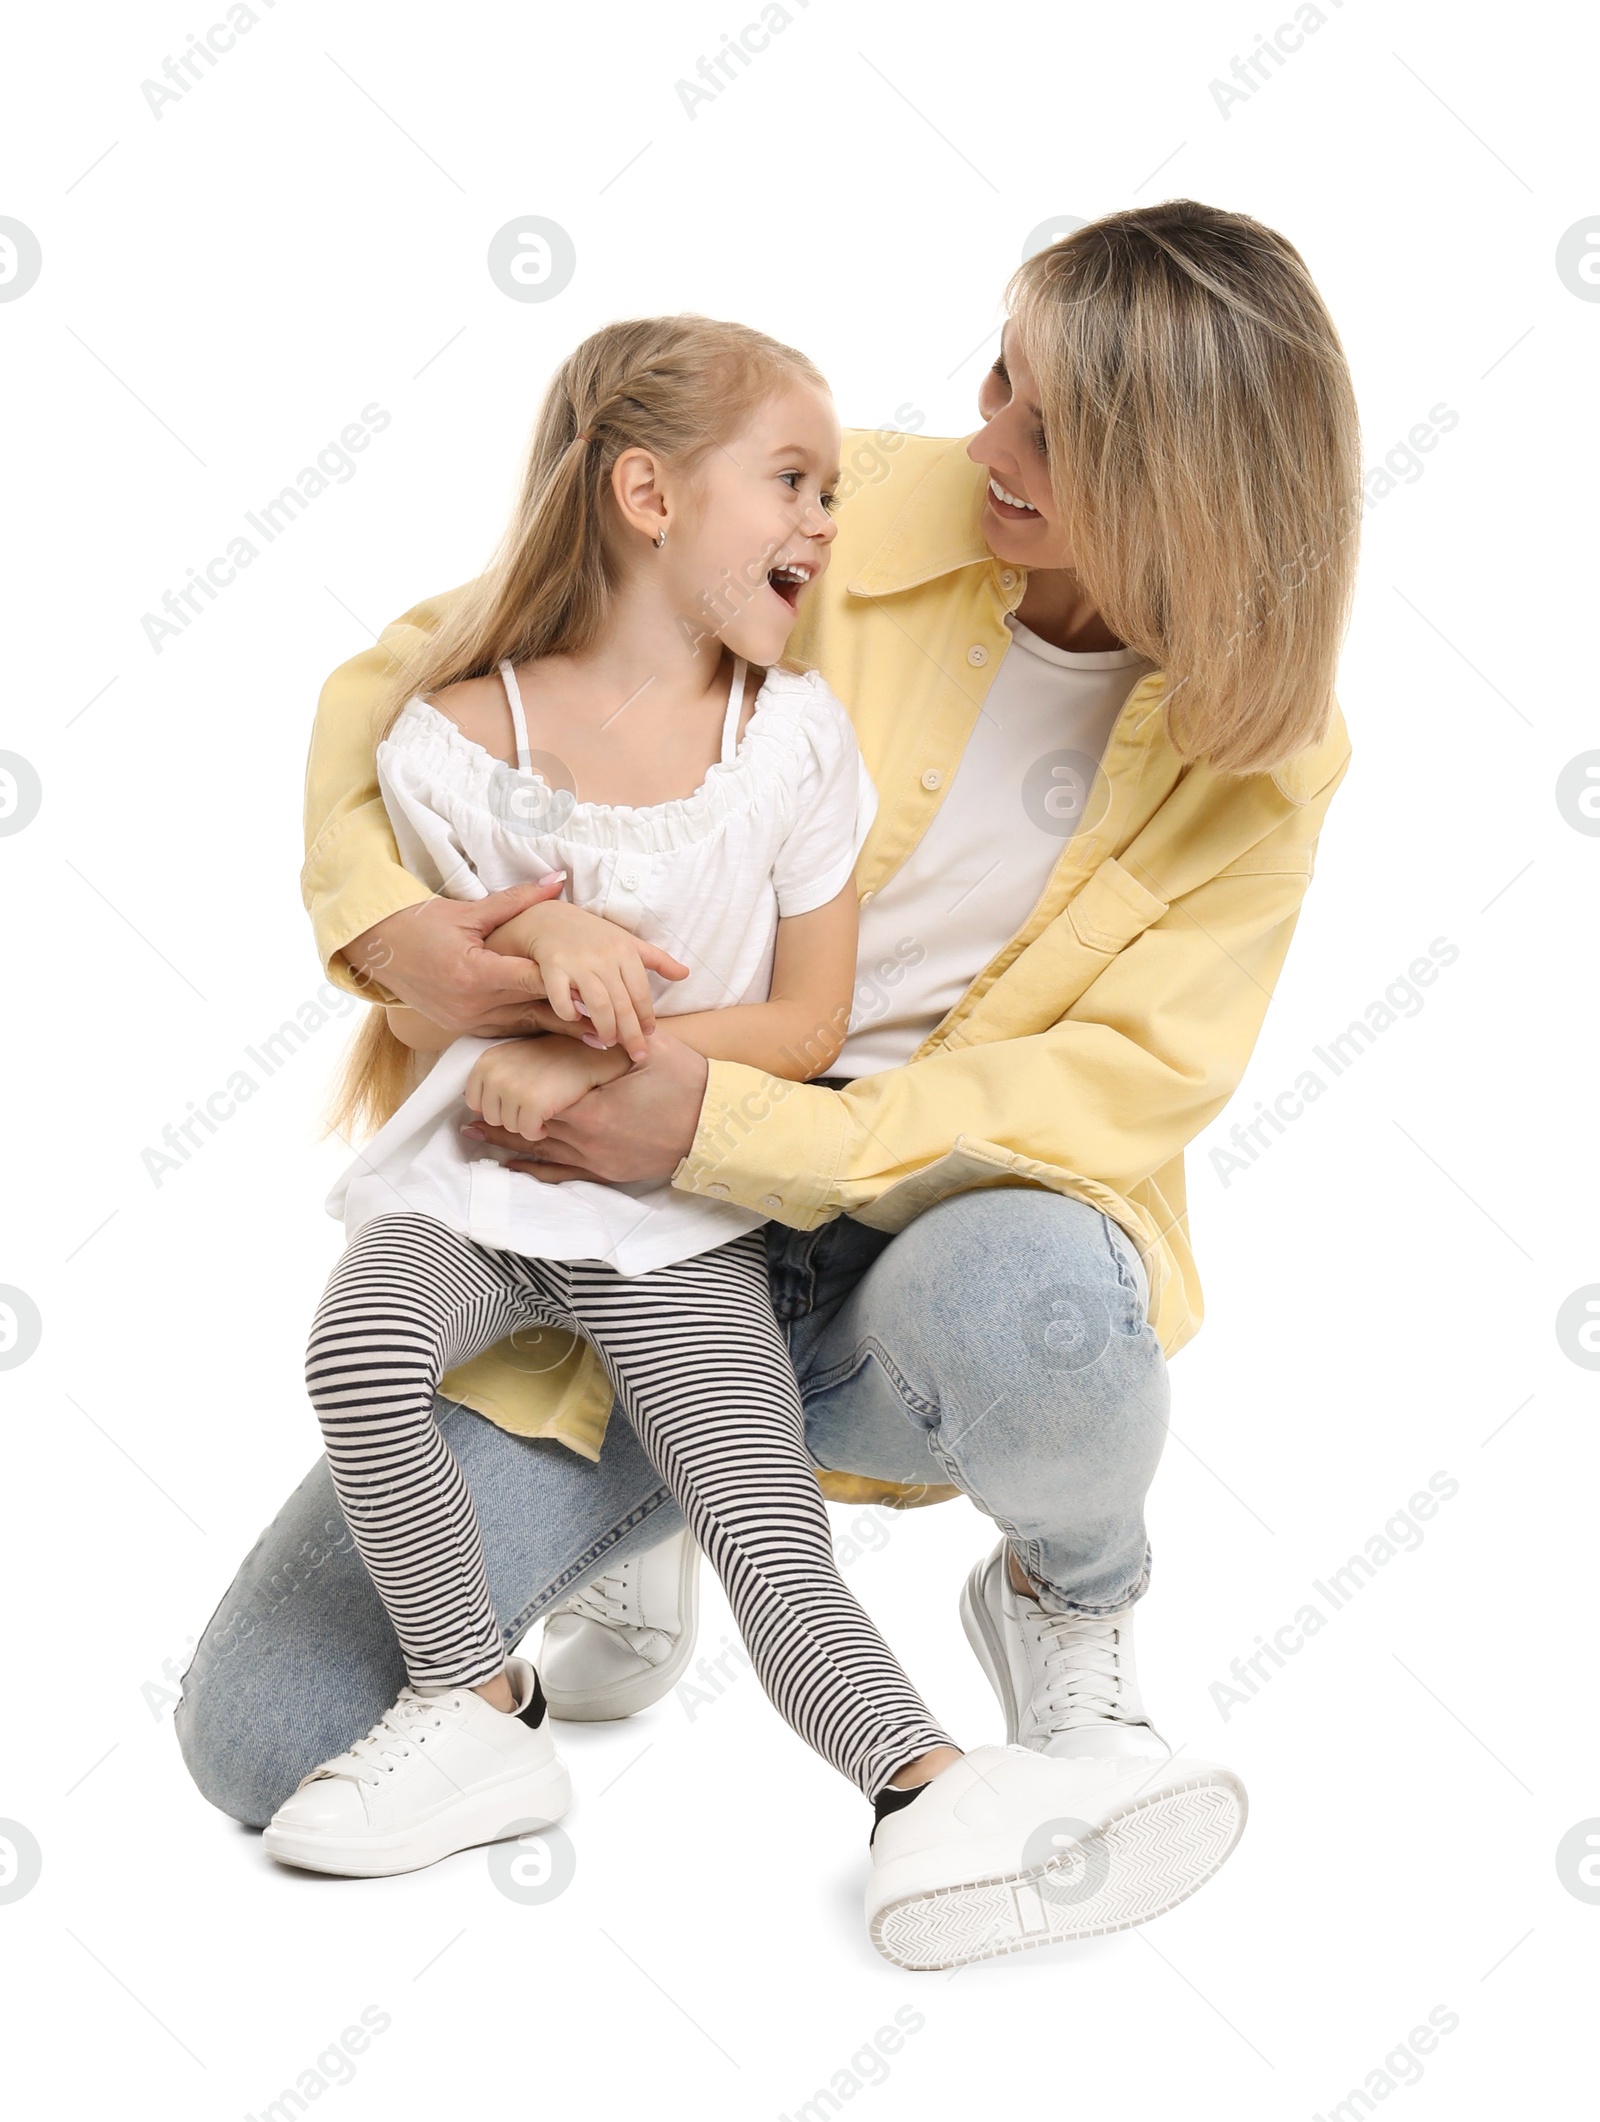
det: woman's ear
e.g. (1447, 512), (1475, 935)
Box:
(610, 447), (669, 546)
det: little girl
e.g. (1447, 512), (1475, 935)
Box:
(262, 316), (959, 1877)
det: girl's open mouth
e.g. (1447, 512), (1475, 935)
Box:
(767, 561), (814, 610)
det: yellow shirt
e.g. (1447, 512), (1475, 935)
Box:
(303, 432), (1351, 1506)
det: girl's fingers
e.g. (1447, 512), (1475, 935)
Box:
(575, 970), (618, 1048)
(620, 957), (658, 1039)
(610, 988), (647, 1065)
(638, 944), (690, 982)
(512, 1100), (546, 1143)
(544, 973), (578, 1023)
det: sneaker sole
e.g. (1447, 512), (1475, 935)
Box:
(543, 1535), (701, 1722)
(869, 1769), (1248, 1971)
(262, 1756), (571, 1880)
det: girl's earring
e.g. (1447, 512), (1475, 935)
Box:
(655, 527), (667, 549)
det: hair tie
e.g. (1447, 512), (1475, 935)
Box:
(574, 430), (591, 445)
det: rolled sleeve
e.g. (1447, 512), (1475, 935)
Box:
(672, 1062), (850, 1228)
(302, 805), (434, 997)
(302, 591), (471, 995)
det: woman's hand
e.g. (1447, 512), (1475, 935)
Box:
(464, 1037), (632, 1144)
(343, 876), (568, 1037)
(461, 1027), (709, 1182)
(485, 900), (689, 1065)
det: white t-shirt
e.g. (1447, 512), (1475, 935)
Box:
(833, 616), (1152, 1078)
(326, 657), (878, 1275)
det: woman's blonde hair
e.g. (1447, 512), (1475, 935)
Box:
(1007, 199), (1362, 773)
(330, 313), (828, 1139)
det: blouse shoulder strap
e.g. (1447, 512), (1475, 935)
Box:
(719, 657), (748, 764)
(498, 659), (533, 772)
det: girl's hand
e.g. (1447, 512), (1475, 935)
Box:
(462, 1028), (710, 1182)
(484, 900), (689, 1064)
(464, 1037), (631, 1144)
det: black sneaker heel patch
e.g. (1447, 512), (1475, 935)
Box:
(870, 1779), (929, 1846)
(517, 1670), (549, 1731)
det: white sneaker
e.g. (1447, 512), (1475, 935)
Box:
(866, 1744), (1247, 1970)
(960, 1540), (1168, 1761)
(539, 1529), (700, 1721)
(262, 1658), (570, 1878)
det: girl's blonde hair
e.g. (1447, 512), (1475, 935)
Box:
(330, 313), (827, 1140)
(1007, 199), (1362, 773)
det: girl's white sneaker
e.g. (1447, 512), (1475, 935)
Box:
(866, 1744), (1247, 1970)
(262, 1659), (570, 1879)
(539, 1530), (700, 1720)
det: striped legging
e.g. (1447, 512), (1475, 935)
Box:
(305, 1213), (954, 1796)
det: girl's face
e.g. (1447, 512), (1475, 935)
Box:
(668, 379), (841, 666)
(968, 324), (1074, 572)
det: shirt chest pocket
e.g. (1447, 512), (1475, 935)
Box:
(1065, 854), (1171, 955)
(942, 854), (1172, 1049)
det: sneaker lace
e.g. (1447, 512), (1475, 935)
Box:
(313, 1689), (450, 1788)
(1031, 1612), (1134, 1732)
(555, 1562), (674, 1663)
(562, 1570), (633, 1627)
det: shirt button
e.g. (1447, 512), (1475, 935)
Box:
(617, 866), (641, 891)
(859, 888), (875, 903)
(759, 1193), (782, 1211)
(921, 768), (943, 791)
(705, 1182), (730, 1199)
(999, 570), (1017, 590)
(967, 644), (989, 666)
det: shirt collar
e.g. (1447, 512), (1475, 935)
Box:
(845, 436), (998, 597)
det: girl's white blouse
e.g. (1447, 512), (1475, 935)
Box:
(325, 661), (877, 1276)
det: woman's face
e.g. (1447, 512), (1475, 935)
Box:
(968, 324), (1073, 572)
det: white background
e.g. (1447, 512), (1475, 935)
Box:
(2, 0), (1595, 2114)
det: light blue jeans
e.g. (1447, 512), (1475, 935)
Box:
(177, 1189), (1169, 1825)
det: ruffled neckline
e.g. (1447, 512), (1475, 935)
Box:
(381, 663), (827, 854)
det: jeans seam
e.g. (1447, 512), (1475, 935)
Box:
(500, 1487), (680, 1643)
(800, 1336), (939, 1421)
(768, 1221), (827, 1325)
(1097, 1211), (1149, 1326)
(926, 1425), (1015, 1541)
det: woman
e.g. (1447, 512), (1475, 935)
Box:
(178, 198), (1359, 1968)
